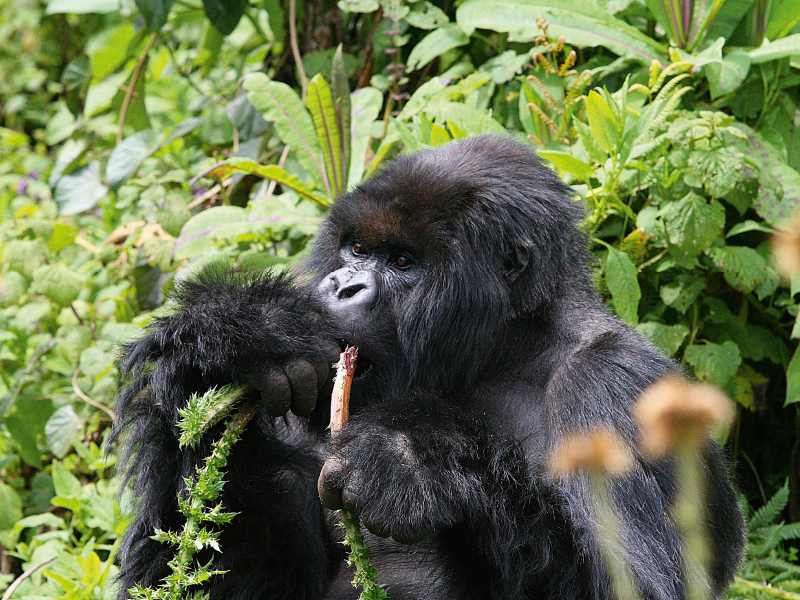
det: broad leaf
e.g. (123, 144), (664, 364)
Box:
(662, 193), (725, 256)
(605, 247), (641, 324)
(55, 161), (109, 216)
(106, 129), (159, 189)
(538, 151), (594, 181)
(244, 73), (326, 193)
(748, 33), (800, 64)
(209, 158), (329, 206)
(134, 0), (176, 31)
(406, 1), (449, 29)
(706, 246), (770, 293)
(331, 46), (352, 192)
(407, 23), (470, 72)
(45, 405), (82, 459)
(306, 74), (345, 197)
(47, 0), (120, 13)
(684, 341), (742, 387)
(349, 87), (383, 188)
(457, 0), (666, 63)
(636, 322), (689, 356)
(203, 0), (248, 35)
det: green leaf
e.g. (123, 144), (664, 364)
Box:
(422, 102), (506, 135)
(480, 50), (531, 84)
(406, 1), (449, 29)
(47, 0), (120, 13)
(537, 151), (594, 181)
(106, 129), (160, 189)
(112, 57), (151, 133)
(684, 341), (742, 387)
(662, 193), (725, 256)
(47, 224), (78, 253)
(585, 90), (620, 155)
(338, 0), (378, 11)
(134, 0), (176, 31)
(348, 87), (383, 188)
(786, 346), (800, 405)
(457, 0), (666, 63)
(243, 73), (326, 193)
(52, 461), (83, 499)
(31, 265), (83, 307)
(748, 33), (800, 64)
(54, 160), (108, 215)
(306, 74), (345, 197)
(706, 246), (770, 293)
(767, 0), (800, 40)
(203, 0), (248, 35)
(209, 158), (328, 206)
(4, 413), (43, 468)
(331, 46), (352, 191)
(0, 481), (22, 530)
(750, 483), (789, 529)
(635, 322), (689, 356)
(705, 50), (751, 100)
(45, 405), (82, 459)
(407, 23), (470, 72)
(605, 247), (640, 324)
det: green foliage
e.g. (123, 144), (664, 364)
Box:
(131, 385), (255, 600)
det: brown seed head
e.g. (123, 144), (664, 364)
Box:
(772, 212), (800, 281)
(548, 427), (634, 478)
(634, 375), (735, 458)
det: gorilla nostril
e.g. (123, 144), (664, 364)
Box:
(337, 284), (366, 300)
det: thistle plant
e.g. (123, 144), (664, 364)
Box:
(129, 384), (259, 600)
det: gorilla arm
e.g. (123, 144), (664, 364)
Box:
(112, 269), (342, 599)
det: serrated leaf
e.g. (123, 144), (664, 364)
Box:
(635, 322), (689, 356)
(45, 405), (82, 458)
(243, 73), (326, 193)
(706, 246), (769, 293)
(605, 247), (640, 324)
(684, 341), (741, 387)
(407, 23), (470, 72)
(306, 74), (345, 197)
(662, 193), (725, 256)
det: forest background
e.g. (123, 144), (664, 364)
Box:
(0, 0), (800, 597)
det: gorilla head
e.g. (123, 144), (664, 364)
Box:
(311, 136), (592, 392)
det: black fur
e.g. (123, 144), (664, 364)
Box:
(113, 136), (744, 600)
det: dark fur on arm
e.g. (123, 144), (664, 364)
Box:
(111, 268), (342, 599)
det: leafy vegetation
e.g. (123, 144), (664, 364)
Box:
(1, 0), (800, 596)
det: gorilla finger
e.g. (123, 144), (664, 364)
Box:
(393, 531), (423, 545)
(341, 488), (360, 515)
(318, 458), (345, 510)
(361, 517), (391, 539)
(313, 360), (332, 391)
(285, 359), (318, 417)
(261, 367), (291, 416)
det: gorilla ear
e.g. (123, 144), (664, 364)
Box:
(503, 245), (530, 283)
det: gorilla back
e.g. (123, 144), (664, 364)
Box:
(114, 136), (744, 600)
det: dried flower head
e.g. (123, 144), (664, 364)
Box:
(634, 375), (735, 458)
(548, 427), (634, 478)
(772, 212), (800, 281)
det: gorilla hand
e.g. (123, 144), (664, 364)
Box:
(256, 354), (338, 417)
(318, 402), (487, 544)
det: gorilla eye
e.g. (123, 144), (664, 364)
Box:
(352, 242), (366, 256)
(394, 255), (413, 269)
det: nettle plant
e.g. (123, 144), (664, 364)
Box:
(592, 107), (798, 413)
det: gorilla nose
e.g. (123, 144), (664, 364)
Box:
(319, 268), (378, 313)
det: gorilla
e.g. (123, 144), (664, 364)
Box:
(113, 135), (744, 600)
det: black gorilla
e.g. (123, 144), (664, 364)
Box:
(113, 136), (744, 600)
